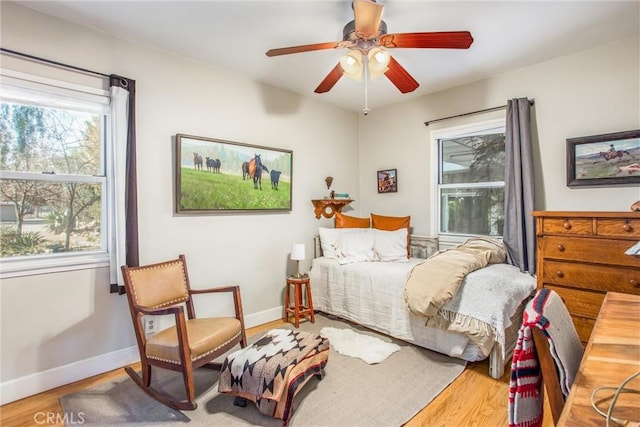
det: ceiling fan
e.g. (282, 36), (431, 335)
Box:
(265, 0), (473, 98)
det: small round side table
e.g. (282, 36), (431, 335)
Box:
(284, 275), (315, 328)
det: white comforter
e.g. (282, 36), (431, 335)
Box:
(309, 257), (535, 359)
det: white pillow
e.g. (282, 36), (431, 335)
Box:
(373, 228), (409, 262)
(336, 229), (375, 264)
(318, 227), (345, 259)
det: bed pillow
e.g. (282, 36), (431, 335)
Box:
(371, 213), (411, 257)
(373, 228), (409, 262)
(336, 229), (375, 264)
(335, 212), (371, 228)
(318, 227), (346, 259)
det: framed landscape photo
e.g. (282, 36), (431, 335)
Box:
(566, 129), (640, 187)
(175, 134), (292, 214)
(377, 168), (397, 193)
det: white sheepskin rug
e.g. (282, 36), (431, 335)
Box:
(320, 327), (401, 364)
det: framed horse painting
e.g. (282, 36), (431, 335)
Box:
(175, 134), (293, 214)
(566, 129), (640, 187)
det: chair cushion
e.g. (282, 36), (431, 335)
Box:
(146, 317), (242, 364)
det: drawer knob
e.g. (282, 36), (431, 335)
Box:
(623, 223), (632, 232)
(563, 221), (572, 230)
(631, 279), (639, 288)
(556, 270), (564, 278)
(557, 244), (565, 252)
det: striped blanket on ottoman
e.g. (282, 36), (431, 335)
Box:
(507, 289), (583, 427)
(218, 329), (329, 424)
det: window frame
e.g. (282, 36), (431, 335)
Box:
(430, 118), (506, 248)
(0, 69), (112, 278)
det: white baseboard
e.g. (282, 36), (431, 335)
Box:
(0, 306), (284, 405)
(0, 346), (139, 405)
(244, 305), (283, 328)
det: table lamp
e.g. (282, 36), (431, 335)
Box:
(291, 243), (306, 278)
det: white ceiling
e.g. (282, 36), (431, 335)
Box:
(15, 1), (640, 113)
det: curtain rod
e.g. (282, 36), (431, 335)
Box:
(424, 99), (535, 126)
(1, 47), (111, 79)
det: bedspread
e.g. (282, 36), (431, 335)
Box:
(309, 257), (479, 360)
(404, 237), (507, 318)
(426, 263), (536, 356)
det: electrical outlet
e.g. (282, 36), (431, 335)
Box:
(144, 316), (157, 334)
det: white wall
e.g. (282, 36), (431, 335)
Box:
(359, 36), (640, 235)
(0, 2), (358, 403)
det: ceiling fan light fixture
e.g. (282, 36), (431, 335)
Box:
(340, 50), (363, 81)
(368, 47), (390, 80)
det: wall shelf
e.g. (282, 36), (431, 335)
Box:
(311, 199), (353, 219)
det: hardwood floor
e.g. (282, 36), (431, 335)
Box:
(0, 319), (553, 427)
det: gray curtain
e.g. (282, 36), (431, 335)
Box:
(504, 98), (535, 273)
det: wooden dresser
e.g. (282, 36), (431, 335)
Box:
(533, 211), (640, 343)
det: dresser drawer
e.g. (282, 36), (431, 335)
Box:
(544, 285), (605, 319)
(596, 218), (640, 238)
(541, 217), (592, 235)
(540, 236), (640, 268)
(541, 260), (640, 294)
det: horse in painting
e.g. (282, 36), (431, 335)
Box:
(242, 161), (251, 180)
(206, 157), (221, 173)
(193, 153), (203, 170)
(270, 170), (281, 190)
(599, 150), (633, 161)
(250, 154), (269, 190)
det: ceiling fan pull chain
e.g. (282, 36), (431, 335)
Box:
(363, 53), (370, 116)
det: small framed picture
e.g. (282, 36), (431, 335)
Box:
(566, 129), (640, 187)
(377, 169), (397, 193)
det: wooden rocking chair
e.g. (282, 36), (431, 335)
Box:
(121, 254), (247, 410)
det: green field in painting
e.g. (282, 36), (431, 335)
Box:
(179, 168), (290, 211)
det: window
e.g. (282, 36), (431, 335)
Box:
(0, 70), (111, 276)
(433, 119), (505, 246)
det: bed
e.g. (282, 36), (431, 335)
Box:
(309, 227), (536, 379)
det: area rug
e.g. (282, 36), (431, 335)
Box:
(320, 326), (401, 364)
(61, 314), (466, 426)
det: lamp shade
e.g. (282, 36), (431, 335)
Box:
(368, 47), (390, 80)
(291, 243), (306, 261)
(340, 50), (363, 81)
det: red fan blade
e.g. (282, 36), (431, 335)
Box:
(314, 63), (344, 93)
(384, 56), (419, 93)
(379, 31), (474, 49)
(266, 41), (341, 57)
(353, 0), (384, 39)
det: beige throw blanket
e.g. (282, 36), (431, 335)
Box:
(404, 237), (507, 318)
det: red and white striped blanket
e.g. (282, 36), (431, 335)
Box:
(507, 289), (583, 427)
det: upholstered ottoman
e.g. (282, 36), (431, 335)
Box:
(218, 328), (329, 424)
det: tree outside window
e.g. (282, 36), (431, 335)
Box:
(437, 126), (506, 238)
(0, 101), (105, 257)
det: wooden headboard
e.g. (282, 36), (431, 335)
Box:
(313, 234), (439, 259)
